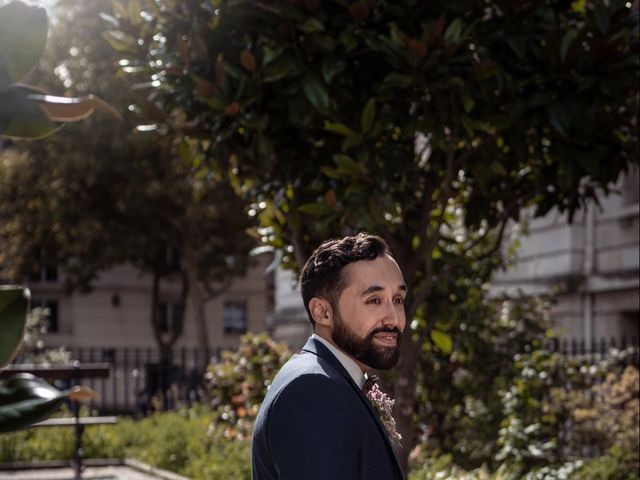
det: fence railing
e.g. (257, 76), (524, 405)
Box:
(35, 336), (638, 415)
(549, 336), (639, 364)
(66, 346), (221, 415)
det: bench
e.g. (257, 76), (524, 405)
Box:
(0, 362), (117, 480)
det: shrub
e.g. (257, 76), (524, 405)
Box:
(408, 451), (584, 480)
(205, 331), (292, 441)
(571, 446), (639, 480)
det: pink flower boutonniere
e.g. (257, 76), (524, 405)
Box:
(363, 376), (402, 448)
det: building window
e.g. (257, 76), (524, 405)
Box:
(29, 266), (58, 283)
(31, 299), (59, 333)
(223, 301), (247, 334)
(157, 302), (184, 335)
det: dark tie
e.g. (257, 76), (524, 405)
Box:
(363, 374), (379, 394)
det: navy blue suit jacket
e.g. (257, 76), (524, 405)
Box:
(252, 337), (405, 479)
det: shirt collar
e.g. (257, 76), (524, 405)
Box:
(312, 333), (366, 390)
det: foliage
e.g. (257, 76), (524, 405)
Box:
(0, 0), (257, 356)
(0, 406), (252, 480)
(0, 1), (118, 139)
(0, 286), (29, 368)
(571, 445), (640, 480)
(495, 348), (639, 476)
(408, 452), (584, 480)
(415, 289), (554, 470)
(206, 331), (292, 440)
(570, 365), (639, 456)
(412, 286), (639, 476)
(109, 0), (639, 466)
(12, 307), (72, 365)
(0, 286), (73, 433)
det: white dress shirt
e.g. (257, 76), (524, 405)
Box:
(312, 333), (366, 390)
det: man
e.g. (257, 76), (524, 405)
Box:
(252, 233), (407, 479)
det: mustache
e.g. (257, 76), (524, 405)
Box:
(367, 326), (402, 339)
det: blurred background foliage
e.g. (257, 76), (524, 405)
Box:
(101, 0), (639, 466)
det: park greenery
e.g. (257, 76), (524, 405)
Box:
(0, 333), (638, 478)
(0, 0), (639, 476)
(105, 0), (639, 467)
(0, 0), (257, 360)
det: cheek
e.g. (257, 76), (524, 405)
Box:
(398, 309), (407, 331)
(347, 306), (373, 334)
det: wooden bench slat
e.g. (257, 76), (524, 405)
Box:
(0, 363), (111, 380)
(34, 416), (118, 427)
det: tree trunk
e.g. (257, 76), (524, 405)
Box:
(183, 238), (210, 369)
(394, 322), (421, 472)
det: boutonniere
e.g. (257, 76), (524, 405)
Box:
(363, 375), (402, 447)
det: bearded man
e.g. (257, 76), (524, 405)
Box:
(252, 233), (406, 479)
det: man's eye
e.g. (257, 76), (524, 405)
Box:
(394, 297), (405, 305)
(367, 298), (381, 304)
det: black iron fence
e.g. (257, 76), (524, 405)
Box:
(67, 346), (221, 415)
(550, 336), (639, 363)
(62, 337), (638, 415)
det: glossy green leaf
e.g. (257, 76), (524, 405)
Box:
(0, 2), (47, 88)
(334, 154), (367, 176)
(321, 59), (346, 84)
(298, 18), (324, 33)
(319, 165), (343, 180)
(127, 0), (142, 25)
(461, 92), (475, 113)
(0, 286), (29, 369)
(35, 93), (122, 122)
(112, 0), (129, 20)
(101, 30), (137, 52)
(298, 202), (333, 216)
(0, 374), (66, 432)
(302, 73), (330, 113)
(0, 85), (59, 139)
(490, 162), (508, 177)
(324, 121), (356, 137)
(443, 18), (463, 45)
(262, 55), (300, 83)
(560, 30), (578, 62)
(383, 72), (414, 89)
(507, 35), (526, 59)
(430, 330), (453, 354)
(0, 85), (119, 139)
(361, 98), (376, 133)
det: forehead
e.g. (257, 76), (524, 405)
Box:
(340, 254), (405, 292)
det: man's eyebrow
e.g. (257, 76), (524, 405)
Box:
(361, 284), (407, 296)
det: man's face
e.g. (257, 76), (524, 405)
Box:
(329, 254), (407, 370)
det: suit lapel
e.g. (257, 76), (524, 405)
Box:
(301, 337), (405, 479)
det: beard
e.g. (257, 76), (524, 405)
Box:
(331, 310), (402, 370)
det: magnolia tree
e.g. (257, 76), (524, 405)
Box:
(109, 0), (638, 467)
(1, 0), (257, 362)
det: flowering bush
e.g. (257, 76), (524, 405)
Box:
(496, 347), (639, 476)
(205, 332), (292, 440)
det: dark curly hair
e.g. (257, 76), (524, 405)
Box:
(299, 233), (392, 328)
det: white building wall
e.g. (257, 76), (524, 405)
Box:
(492, 166), (639, 342)
(32, 255), (274, 351)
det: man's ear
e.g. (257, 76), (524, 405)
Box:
(308, 297), (332, 326)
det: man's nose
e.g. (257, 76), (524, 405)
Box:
(382, 300), (403, 327)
